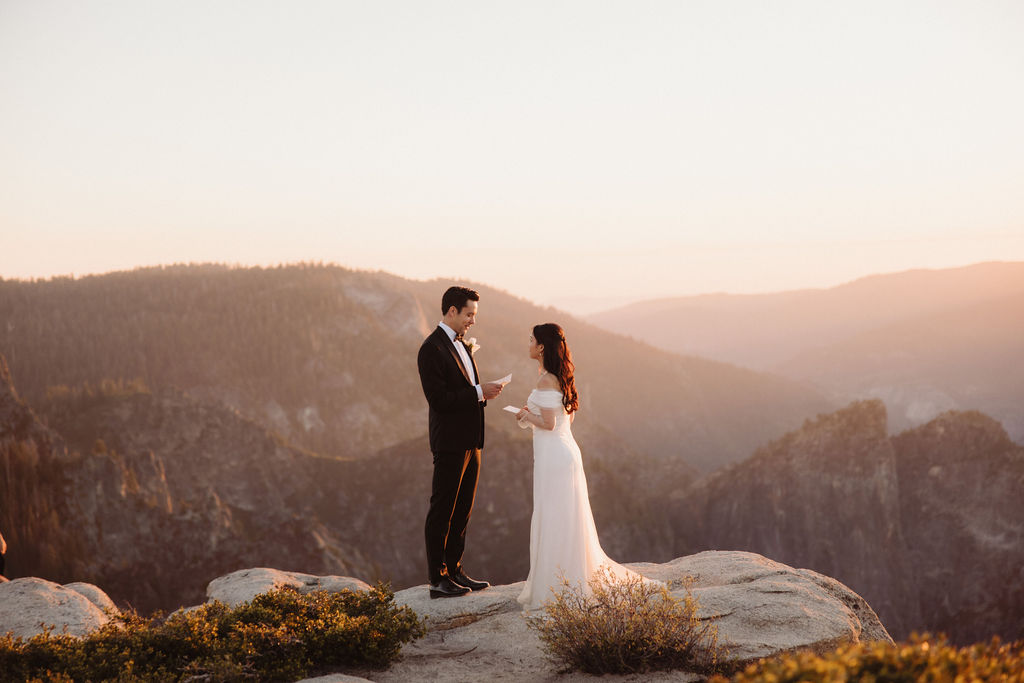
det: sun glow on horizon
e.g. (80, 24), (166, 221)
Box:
(2, 1), (1023, 314)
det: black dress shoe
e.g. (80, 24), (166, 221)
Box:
(429, 577), (470, 599)
(449, 571), (490, 591)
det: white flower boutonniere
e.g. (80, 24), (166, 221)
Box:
(466, 337), (481, 355)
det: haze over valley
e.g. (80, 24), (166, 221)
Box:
(589, 261), (1024, 441)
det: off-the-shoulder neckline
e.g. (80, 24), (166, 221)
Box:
(531, 388), (563, 393)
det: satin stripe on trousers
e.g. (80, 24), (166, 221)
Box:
(424, 448), (480, 584)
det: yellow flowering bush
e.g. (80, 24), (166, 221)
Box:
(0, 584), (425, 682)
(710, 632), (1024, 683)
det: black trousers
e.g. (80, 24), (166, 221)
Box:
(424, 448), (480, 584)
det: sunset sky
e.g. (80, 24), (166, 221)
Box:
(2, 1), (1022, 313)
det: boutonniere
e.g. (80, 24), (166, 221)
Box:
(465, 337), (481, 355)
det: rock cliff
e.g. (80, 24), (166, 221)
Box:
(2, 357), (677, 612)
(672, 400), (1024, 643)
(892, 410), (1024, 642)
(1, 365), (376, 612)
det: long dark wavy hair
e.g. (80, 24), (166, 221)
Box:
(533, 323), (580, 414)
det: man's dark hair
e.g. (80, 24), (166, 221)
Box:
(441, 286), (480, 316)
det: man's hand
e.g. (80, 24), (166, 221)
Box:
(482, 382), (504, 400)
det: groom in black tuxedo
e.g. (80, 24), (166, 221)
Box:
(418, 286), (503, 598)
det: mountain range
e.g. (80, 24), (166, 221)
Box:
(588, 261), (1024, 440)
(1, 262), (1021, 644)
(4, 350), (1020, 643)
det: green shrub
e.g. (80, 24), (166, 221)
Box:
(0, 584), (425, 682)
(525, 566), (728, 675)
(710, 632), (1024, 683)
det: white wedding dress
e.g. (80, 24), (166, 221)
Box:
(517, 388), (655, 611)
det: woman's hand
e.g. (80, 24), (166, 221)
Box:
(515, 406), (529, 421)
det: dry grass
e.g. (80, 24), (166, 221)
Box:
(525, 566), (728, 675)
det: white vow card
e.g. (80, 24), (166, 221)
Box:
(502, 406), (522, 414)
(491, 373), (512, 386)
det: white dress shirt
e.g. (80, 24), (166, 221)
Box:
(439, 321), (484, 402)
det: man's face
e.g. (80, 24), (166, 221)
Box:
(448, 300), (478, 336)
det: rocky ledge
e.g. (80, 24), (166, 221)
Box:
(0, 551), (892, 682)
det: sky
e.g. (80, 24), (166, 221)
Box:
(2, 1), (1023, 314)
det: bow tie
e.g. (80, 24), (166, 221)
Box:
(454, 333), (465, 342)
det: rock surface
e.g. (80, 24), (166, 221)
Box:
(1, 552), (890, 681)
(657, 552), (892, 660)
(336, 550), (891, 682)
(206, 567), (371, 607)
(0, 578), (118, 639)
(64, 581), (119, 614)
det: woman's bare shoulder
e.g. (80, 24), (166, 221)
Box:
(536, 373), (560, 389)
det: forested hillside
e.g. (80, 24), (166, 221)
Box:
(0, 263), (831, 473)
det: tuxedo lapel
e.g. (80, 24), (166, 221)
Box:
(433, 326), (472, 385)
(468, 347), (481, 386)
(449, 343), (472, 385)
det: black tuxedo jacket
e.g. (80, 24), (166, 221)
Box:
(418, 326), (486, 453)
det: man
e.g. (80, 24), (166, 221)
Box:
(417, 286), (503, 598)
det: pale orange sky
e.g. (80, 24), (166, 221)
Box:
(2, 1), (1023, 313)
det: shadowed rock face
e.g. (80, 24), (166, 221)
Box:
(0, 365), (378, 613)
(891, 411), (1024, 643)
(671, 400), (1024, 643)
(673, 401), (920, 636)
(0, 353), (83, 583)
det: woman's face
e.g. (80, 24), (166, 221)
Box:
(528, 333), (543, 361)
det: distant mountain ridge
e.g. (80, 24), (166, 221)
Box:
(588, 261), (1024, 440)
(778, 291), (1024, 436)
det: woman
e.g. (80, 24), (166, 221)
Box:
(514, 323), (656, 611)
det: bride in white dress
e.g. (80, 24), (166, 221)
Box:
(514, 323), (656, 611)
